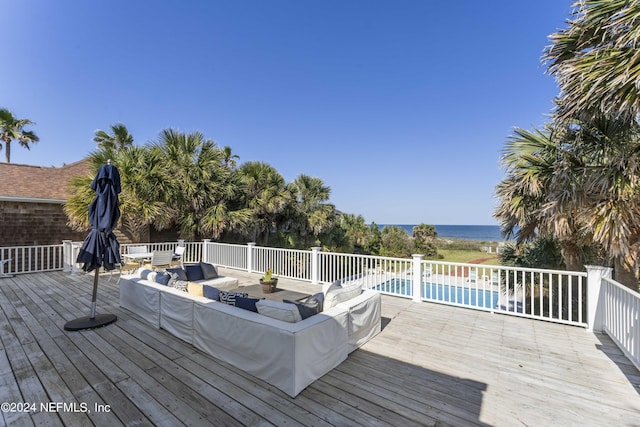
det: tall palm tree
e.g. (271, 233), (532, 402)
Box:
(544, 0), (640, 121)
(237, 161), (289, 244)
(93, 123), (134, 152)
(222, 146), (240, 169)
(0, 108), (39, 163)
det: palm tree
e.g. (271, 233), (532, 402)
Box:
(496, 116), (640, 290)
(222, 146), (240, 169)
(337, 213), (370, 252)
(287, 174), (336, 248)
(93, 123), (134, 152)
(152, 129), (249, 240)
(0, 108), (39, 163)
(575, 116), (640, 289)
(495, 124), (588, 272)
(65, 147), (169, 243)
(412, 223), (438, 257)
(544, 1), (640, 121)
(237, 161), (289, 244)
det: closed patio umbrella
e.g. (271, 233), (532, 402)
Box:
(64, 160), (121, 331)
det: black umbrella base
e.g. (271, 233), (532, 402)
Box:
(64, 313), (117, 331)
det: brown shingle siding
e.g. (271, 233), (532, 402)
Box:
(0, 201), (86, 245)
(0, 159), (91, 245)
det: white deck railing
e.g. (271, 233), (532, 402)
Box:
(0, 244), (65, 274)
(601, 277), (640, 371)
(200, 243), (589, 327)
(119, 241), (202, 265)
(63, 240), (202, 274)
(203, 241), (248, 270)
(315, 252), (588, 326)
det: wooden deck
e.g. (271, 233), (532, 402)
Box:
(0, 269), (639, 427)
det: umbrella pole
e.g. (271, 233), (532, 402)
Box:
(63, 266), (117, 331)
(90, 268), (99, 319)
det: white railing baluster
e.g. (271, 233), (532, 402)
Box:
(601, 276), (640, 371)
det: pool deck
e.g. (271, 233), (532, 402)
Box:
(0, 269), (639, 426)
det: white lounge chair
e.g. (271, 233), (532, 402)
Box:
(150, 250), (173, 270)
(467, 268), (478, 284)
(171, 246), (186, 268)
(128, 245), (149, 254)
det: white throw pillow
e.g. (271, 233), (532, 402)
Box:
(136, 268), (153, 279)
(323, 280), (341, 295)
(325, 281), (363, 308)
(256, 299), (303, 323)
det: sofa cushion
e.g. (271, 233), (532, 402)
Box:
(185, 264), (204, 281)
(137, 268), (154, 280)
(307, 292), (325, 312)
(166, 267), (188, 281)
(170, 279), (188, 292)
(203, 285), (220, 301)
(323, 280), (341, 295)
(325, 281), (362, 309)
(235, 296), (261, 312)
(169, 272), (181, 287)
(155, 272), (171, 286)
(219, 290), (249, 306)
(284, 295), (322, 320)
(187, 281), (204, 297)
(256, 300), (303, 323)
(199, 262), (218, 279)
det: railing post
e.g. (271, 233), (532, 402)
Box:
(202, 239), (210, 263)
(585, 265), (612, 333)
(69, 242), (80, 275)
(311, 247), (321, 284)
(62, 240), (72, 273)
(412, 254), (424, 303)
(247, 242), (255, 273)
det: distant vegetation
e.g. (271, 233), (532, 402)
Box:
(64, 126), (447, 260)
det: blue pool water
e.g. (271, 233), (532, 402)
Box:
(376, 279), (499, 308)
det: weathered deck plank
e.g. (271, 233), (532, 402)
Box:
(0, 270), (638, 426)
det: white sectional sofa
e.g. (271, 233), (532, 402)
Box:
(118, 268), (381, 397)
(118, 269), (238, 328)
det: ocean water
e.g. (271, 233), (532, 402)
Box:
(379, 224), (504, 241)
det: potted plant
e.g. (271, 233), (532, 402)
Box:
(259, 268), (278, 293)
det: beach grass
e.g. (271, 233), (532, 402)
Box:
(425, 237), (502, 265)
(431, 249), (500, 265)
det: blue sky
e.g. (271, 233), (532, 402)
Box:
(2, 1), (571, 225)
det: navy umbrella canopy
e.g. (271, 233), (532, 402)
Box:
(76, 162), (122, 272)
(65, 161), (121, 331)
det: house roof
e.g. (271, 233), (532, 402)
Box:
(0, 159), (92, 202)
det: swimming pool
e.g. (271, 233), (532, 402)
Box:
(375, 278), (499, 309)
